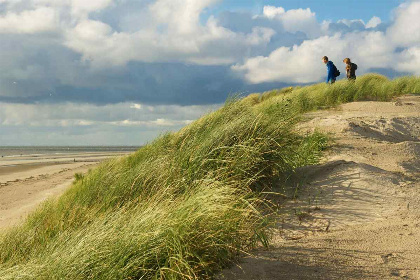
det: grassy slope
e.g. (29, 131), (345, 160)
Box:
(0, 74), (419, 279)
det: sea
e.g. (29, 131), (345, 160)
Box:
(0, 146), (141, 158)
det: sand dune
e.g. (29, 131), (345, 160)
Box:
(2, 96), (419, 279)
(219, 95), (420, 280)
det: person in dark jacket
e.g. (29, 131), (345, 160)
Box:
(322, 56), (337, 84)
(343, 58), (357, 80)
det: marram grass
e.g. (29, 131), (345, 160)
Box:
(0, 74), (418, 279)
(260, 73), (420, 111)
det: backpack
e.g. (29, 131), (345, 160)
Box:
(333, 64), (340, 78)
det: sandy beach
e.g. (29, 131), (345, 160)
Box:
(0, 151), (134, 229)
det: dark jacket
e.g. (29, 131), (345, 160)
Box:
(326, 61), (337, 83)
(346, 63), (358, 79)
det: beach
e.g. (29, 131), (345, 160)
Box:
(0, 148), (136, 229)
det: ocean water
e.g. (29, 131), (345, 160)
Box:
(0, 146), (141, 157)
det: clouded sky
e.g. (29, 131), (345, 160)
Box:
(0, 0), (418, 145)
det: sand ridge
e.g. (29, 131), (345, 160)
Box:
(220, 95), (420, 280)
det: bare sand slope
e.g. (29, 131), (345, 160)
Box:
(0, 152), (130, 229)
(219, 95), (420, 280)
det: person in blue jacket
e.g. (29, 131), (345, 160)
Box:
(322, 56), (338, 84)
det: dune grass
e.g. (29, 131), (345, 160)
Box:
(260, 74), (420, 112)
(0, 74), (419, 279)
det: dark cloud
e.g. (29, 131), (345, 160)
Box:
(328, 21), (366, 33)
(0, 49), (290, 106)
(0, 6), (305, 107)
(367, 68), (411, 78)
(90, 0), (155, 32)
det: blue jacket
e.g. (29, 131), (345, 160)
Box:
(326, 61), (336, 83)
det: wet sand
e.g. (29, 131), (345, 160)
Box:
(0, 151), (133, 229)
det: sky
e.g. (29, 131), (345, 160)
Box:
(210, 0), (403, 22)
(0, 0), (419, 146)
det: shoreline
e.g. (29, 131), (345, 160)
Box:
(0, 151), (132, 230)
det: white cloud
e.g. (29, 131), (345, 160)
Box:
(64, 19), (120, 65)
(232, 34), (349, 84)
(233, 1), (420, 84)
(232, 31), (397, 84)
(0, 7), (58, 34)
(0, 100), (211, 145)
(262, 6), (285, 19)
(261, 6), (320, 38)
(0, 102), (220, 127)
(350, 31), (393, 69)
(387, 1), (420, 47)
(130, 104), (142, 110)
(64, 13), (276, 67)
(113, 118), (193, 127)
(149, 0), (221, 34)
(28, 0), (113, 18)
(395, 47), (420, 75)
(366, 16), (382, 28)
(279, 8), (320, 37)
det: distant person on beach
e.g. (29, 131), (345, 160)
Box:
(343, 58), (358, 80)
(322, 56), (340, 84)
